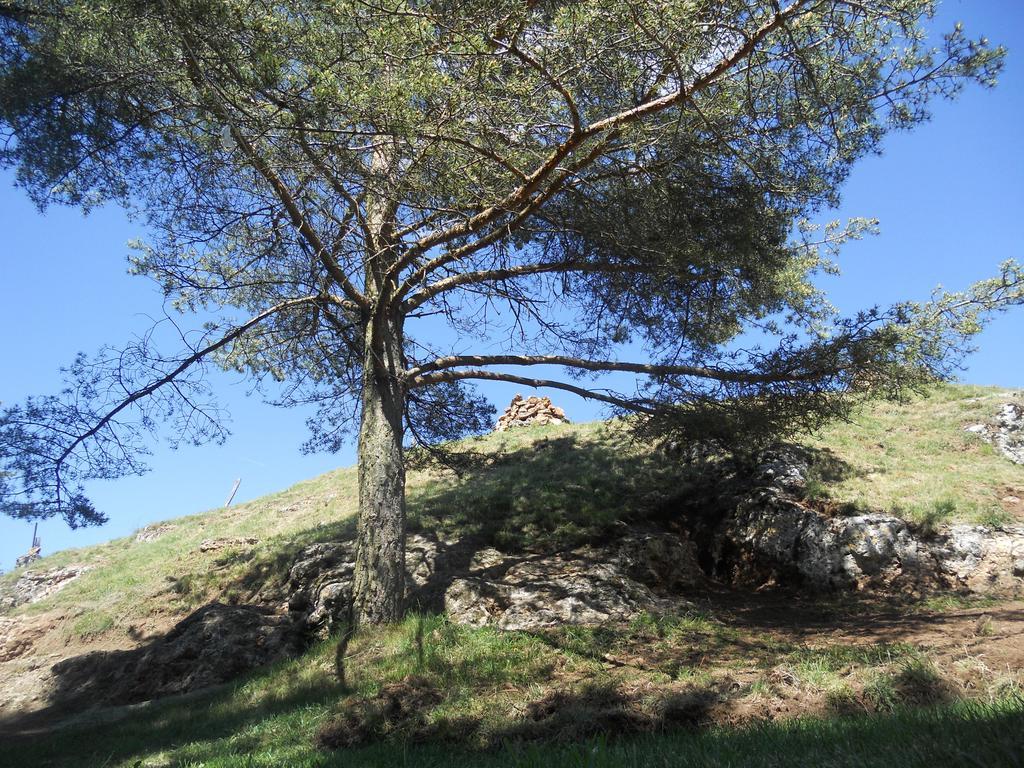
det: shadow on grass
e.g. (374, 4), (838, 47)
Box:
(0, 659), (346, 767)
(406, 431), (688, 553)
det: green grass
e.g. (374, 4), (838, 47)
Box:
(4, 630), (1021, 768)
(2, 385), (1024, 766)
(3, 384), (1022, 636)
(802, 384), (1024, 526)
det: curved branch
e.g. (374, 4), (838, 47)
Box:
(384, 0), (808, 288)
(409, 369), (657, 414)
(406, 354), (822, 384)
(402, 261), (647, 312)
(174, 28), (370, 312)
(53, 295), (322, 472)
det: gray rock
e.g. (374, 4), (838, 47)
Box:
(286, 531), (703, 634)
(0, 565), (90, 611)
(286, 534), (442, 637)
(720, 488), (1024, 594)
(964, 401), (1024, 464)
(445, 554), (671, 631)
(753, 448), (808, 493)
(444, 533), (701, 631)
(198, 536), (258, 552)
(135, 524), (175, 543)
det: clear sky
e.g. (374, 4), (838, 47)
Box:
(1, 0), (1022, 570)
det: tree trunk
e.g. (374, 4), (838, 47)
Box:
(352, 312), (406, 625)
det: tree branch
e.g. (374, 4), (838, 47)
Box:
(408, 369), (657, 414)
(52, 295), (322, 480)
(384, 0), (808, 288)
(402, 261), (647, 312)
(406, 354), (824, 385)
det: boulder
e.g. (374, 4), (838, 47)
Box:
(444, 533), (702, 631)
(446, 556), (669, 631)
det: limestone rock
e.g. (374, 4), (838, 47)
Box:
(198, 536), (258, 552)
(495, 394), (570, 431)
(719, 488), (1024, 594)
(286, 534), (442, 637)
(444, 533), (702, 631)
(135, 524), (175, 543)
(751, 448), (808, 493)
(964, 401), (1024, 464)
(14, 546), (41, 569)
(0, 565), (89, 611)
(285, 530), (703, 634)
(445, 556), (668, 631)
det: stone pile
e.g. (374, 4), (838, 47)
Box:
(495, 394), (569, 431)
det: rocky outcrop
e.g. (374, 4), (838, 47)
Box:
(495, 395), (569, 431)
(286, 535), (446, 637)
(199, 536), (259, 552)
(286, 531), (704, 634)
(445, 532), (702, 631)
(965, 401), (1024, 464)
(49, 603), (300, 708)
(135, 524), (175, 543)
(716, 452), (1024, 595)
(0, 565), (89, 611)
(14, 546), (41, 569)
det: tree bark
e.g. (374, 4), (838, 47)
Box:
(352, 311), (407, 625)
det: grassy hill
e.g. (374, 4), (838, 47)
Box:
(1, 383), (1023, 767)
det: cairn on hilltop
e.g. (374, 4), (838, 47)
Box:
(495, 394), (569, 432)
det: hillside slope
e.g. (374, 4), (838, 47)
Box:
(1, 384), (1023, 766)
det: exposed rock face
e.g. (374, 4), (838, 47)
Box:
(199, 536), (259, 552)
(717, 452), (1024, 595)
(287, 534), (444, 637)
(49, 603), (300, 708)
(495, 394), (569, 431)
(965, 401), (1024, 464)
(286, 531), (704, 634)
(135, 524), (175, 543)
(444, 532), (702, 631)
(14, 546), (41, 569)
(0, 565), (89, 611)
(0, 616), (49, 663)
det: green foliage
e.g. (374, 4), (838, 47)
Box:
(1, 0), (1020, 529)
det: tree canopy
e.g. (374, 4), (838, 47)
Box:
(1, 0), (1021, 622)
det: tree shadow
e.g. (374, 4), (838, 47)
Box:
(406, 430), (696, 553)
(0, 601), (305, 738)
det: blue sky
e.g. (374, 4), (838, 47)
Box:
(1, 0), (1022, 570)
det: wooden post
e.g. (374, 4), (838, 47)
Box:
(224, 478), (241, 507)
